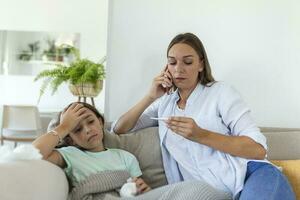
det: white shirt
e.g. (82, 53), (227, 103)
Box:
(113, 82), (268, 198)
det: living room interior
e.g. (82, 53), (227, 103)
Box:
(0, 0), (299, 199)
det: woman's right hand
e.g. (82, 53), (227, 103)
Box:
(147, 65), (173, 100)
(59, 103), (89, 134)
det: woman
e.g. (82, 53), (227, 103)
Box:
(33, 102), (151, 194)
(112, 33), (295, 199)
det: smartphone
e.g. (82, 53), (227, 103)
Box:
(162, 67), (174, 94)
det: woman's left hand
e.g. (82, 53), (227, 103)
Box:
(165, 116), (203, 142)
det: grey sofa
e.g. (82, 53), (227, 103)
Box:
(0, 126), (299, 200)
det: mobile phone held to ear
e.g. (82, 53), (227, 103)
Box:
(162, 68), (174, 93)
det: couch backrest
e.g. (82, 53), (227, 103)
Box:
(261, 127), (300, 160)
(104, 127), (168, 188)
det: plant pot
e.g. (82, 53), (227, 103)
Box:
(68, 80), (103, 97)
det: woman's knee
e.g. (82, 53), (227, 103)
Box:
(241, 163), (295, 200)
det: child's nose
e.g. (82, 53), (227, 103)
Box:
(84, 126), (90, 133)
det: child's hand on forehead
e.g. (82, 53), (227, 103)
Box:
(60, 103), (90, 134)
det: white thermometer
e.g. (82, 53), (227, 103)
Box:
(150, 117), (168, 121)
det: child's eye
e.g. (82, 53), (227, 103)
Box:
(74, 127), (82, 133)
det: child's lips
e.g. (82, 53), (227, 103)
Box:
(88, 134), (98, 142)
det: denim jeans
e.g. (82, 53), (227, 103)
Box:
(238, 161), (295, 200)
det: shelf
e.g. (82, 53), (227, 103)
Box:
(18, 60), (67, 65)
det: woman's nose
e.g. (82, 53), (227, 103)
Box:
(174, 62), (184, 72)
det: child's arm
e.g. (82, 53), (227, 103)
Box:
(133, 177), (151, 194)
(32, 103), (89, 167)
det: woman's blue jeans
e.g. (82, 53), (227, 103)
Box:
(238, 161), (295, 200)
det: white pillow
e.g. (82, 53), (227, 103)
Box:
(0, 160), (68, 200)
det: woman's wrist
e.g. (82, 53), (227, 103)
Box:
(195, 128), (210, 144)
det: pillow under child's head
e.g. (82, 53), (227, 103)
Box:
(103, 127), (167, 188)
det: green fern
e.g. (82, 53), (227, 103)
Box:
(34, 54), (105, 102)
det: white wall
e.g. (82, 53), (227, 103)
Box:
(106, 0), (300, 128)
(0, 0), (108, 113)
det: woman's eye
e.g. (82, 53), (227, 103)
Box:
(184, 61), (193, 65)
(88, 120), (94, 124)
(168, 62), (176, 65)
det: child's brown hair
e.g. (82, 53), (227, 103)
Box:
(52, 102), (105, 148)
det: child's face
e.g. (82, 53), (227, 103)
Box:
(68, 109), (104, 151)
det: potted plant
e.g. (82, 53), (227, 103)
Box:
(34, 45), (105, 103)
(18, 41), (40, 61)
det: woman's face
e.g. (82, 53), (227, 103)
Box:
(167, 43), (203, 91)
(68, 109), (104, 151)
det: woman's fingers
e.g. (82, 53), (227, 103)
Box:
(167, 120), (190, 128)
(167, 117), (191, 127)
(163, 76), (172, 87)
(155, 76), (172, 88)
(163, 71), (172, 80)
(155, 73), (172, 87)
(160, 64), (168, 74)
(168, 125), (187, 133)
(169, 116), (190, 122)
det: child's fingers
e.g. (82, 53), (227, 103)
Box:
(77, 107), (88, 116)
(137, 184), (148, 193)
(132, 177), (138, 182)
(78, 113), (90, 120)
(144, 186), (151, 192)
(73, 103), (84, 111)
(134, 178), (144, 186)
(69, 103), (78, 109)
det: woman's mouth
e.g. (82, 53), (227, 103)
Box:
(175, 77), (186, 81)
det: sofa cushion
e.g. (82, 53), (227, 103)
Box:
(271, 160), (300, 199)
(0, 160), (68, 200)
(262, 131), (300, 160)
(103, 127), (167, 188)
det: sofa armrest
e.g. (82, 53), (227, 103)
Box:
(0, 160), (68, 200)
